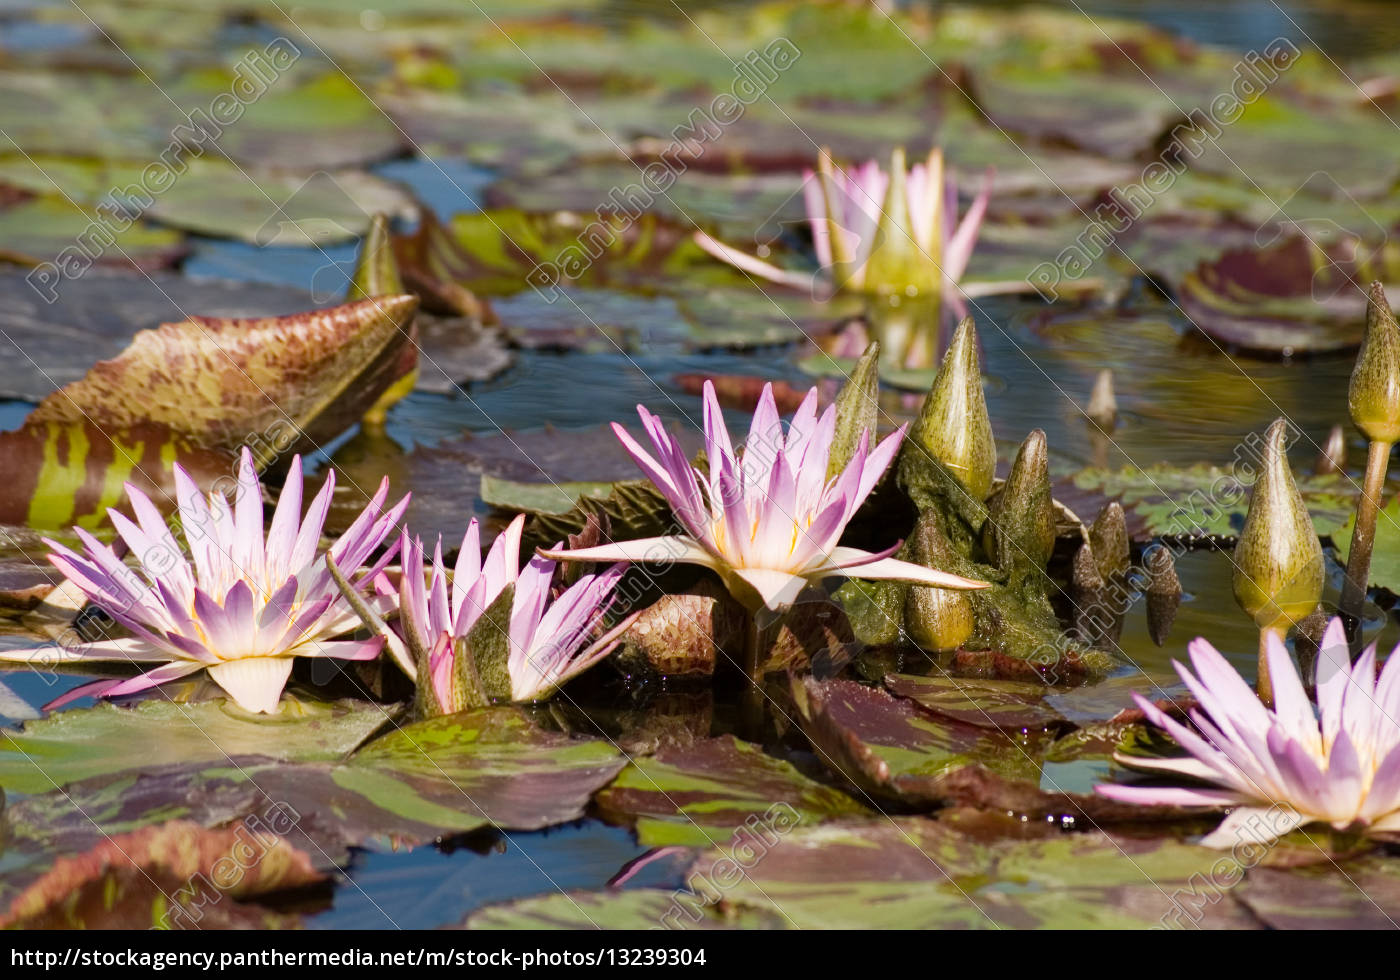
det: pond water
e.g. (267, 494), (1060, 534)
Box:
(1, 0), (1398, 930)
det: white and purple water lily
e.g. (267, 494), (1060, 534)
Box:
(540, 380), (988, 616)
(694, 146), (996, 315)
(396, 515), (630, 707)
(0, 449), (408, 714)
(1097, 618), (1400, 847)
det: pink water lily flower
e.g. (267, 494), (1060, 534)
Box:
(0, 449), (408, 714)
(540, 380), (988, 615)
(397, 515), (630, 707)
(1097, 618), (1400, 847)
(694, 147), (996, 316)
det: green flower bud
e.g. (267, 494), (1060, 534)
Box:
(904, 585), (974, 653)
(1349, 281), (1400, 444)
(1088, 502), (1129, 581)
(984, 428), (1055, 573)
(904, 510), (975, 652)
(1233, 419), (1324, 631)
(909, 317), (996, 500)
(829, 341), (881, 479)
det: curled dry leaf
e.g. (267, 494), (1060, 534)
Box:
(28, 295), (420, 456)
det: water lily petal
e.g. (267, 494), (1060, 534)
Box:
(1199, 805), (1306, 849)
(207, 657), (294, 714)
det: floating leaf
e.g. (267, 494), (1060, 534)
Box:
(1178, 237), (1399, 355)
(0, 196), (187, 272)
(677, 818), (1259, 929)
(28, 295), (419, 456)
(464, 888), (784, 930)
(594, 735), (869, 847)
(1058, 463), (1381, 541)
(0, 820), (323, 929)
(0, 420), (234, 532)
(1235, 857), (1400, 929)
(0, 698), (392, 795)
(1335, 496), (1400, 592)
(882, 673), (1070, 734)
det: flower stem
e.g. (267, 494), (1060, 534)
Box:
(1257, 624), (1286, 708)
(742, 614), (765, 683)
(1340, 439), (1392, 642)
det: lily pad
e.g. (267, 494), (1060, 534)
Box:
(0, 196), (187, 272)
(678, 818), (1260, 929)
(1335, 496), (1400, 592)
(1057, 463), (1381, 541)
(1236, 858), (1400, 929)
(794, 676), (1191, 823)
(882, 673), (1070, 734)
(0, 420), (234, 532)
(594, 735), (870, 847)
(4, 708), (627, 865)
(1177, 236), (1399, 355)
(464, 888), (784, 930)
(0, 820), (323, 929)
(0, 697), (392, 795)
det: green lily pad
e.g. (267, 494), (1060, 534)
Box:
(594, 735), (870, 847)
(464, 888), (785, 930)
(0, 698), (392, 795)
(479, 475), (616, 516)
(3, 708), (627, 871)
(1058, 463), (1381, 541)
(1335, 496), (1400, 592)
(0, 196), (186, 271)
(0, 155), (415, 246)
(679, 818), (1260, 929)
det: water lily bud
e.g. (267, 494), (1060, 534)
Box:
(861, 147), (940, 297)
(1086, 369), (1117, 430)
(904, 511), (975, 652)
(1233, 419), (1324, 631)
(1348, 281), (1400, 444)
(1071, 541), (1104, 593)
(829, 341), (881, 480)
(909, 317), (996, 500)
(984, 429), (1055, 572)
(347, 213), (405, 300)
(1089, 502), (1130, 581)
(1314, 423), (1347, 475)
(1144, 543), (1182, 647)
(904, 585), (974, 652)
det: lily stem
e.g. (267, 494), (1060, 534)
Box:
(1257, 624), (1286, 708)
(1340, 439), (1392, 645)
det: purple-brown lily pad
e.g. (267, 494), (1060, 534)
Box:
(680, 817), (1260, 929)
(0, 820), (324, 929)
(1178, 236), (1399, 355)
(594, 734), (870, 847)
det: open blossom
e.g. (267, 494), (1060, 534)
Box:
(396, 515), (629, 707)
(540, 380), (988, 615)
(0, 449), (408, 714)
(693, 146), (993, 316)
(1097, 618), (1400, 846)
